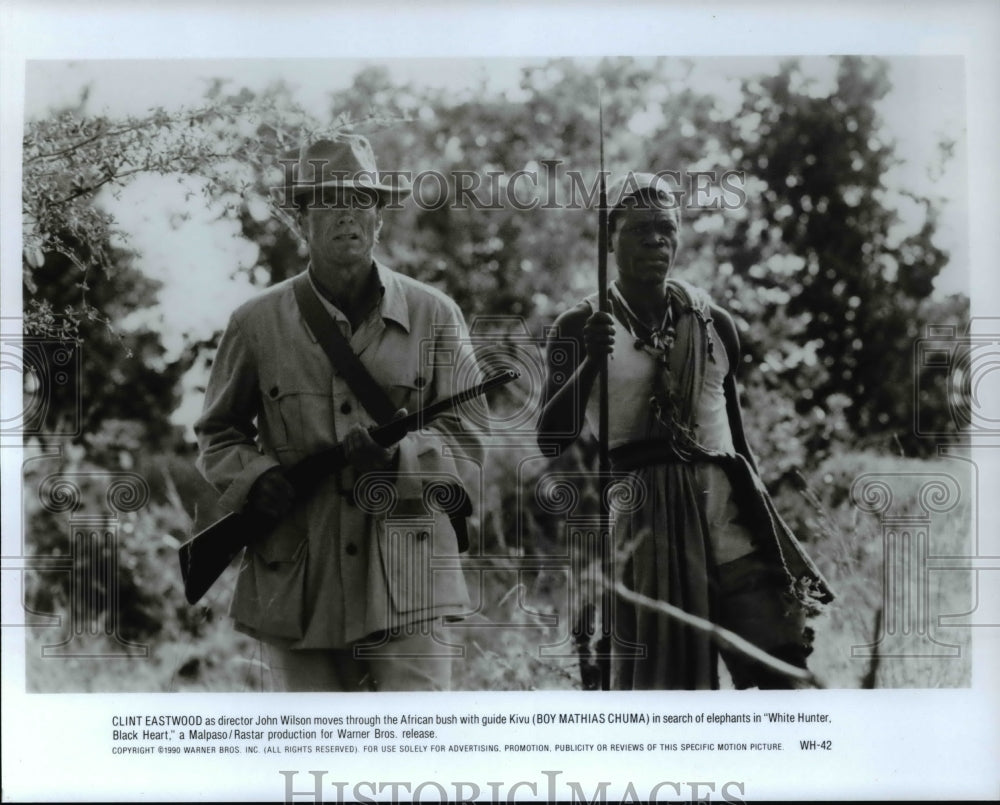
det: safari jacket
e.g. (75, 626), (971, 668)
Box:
(195, 263), (482, 647)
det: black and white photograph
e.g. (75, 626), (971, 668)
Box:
(2, 2), (998, 802)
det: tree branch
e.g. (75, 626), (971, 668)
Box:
(25, 119), (153, 165)
(24, 106), (221, 166)
(609, 578), (826, 689)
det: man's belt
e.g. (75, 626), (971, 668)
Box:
(609, 439), (735, 472)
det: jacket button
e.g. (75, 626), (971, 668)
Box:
(269, 386), (279, 398)
(340, 401), (352, 414)
(417, 530), (430, 542)
(345, 543), (358, 556)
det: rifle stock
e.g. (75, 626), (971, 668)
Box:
(178, 369), (518, 604)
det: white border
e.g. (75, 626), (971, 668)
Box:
(3, 2), (999, 802)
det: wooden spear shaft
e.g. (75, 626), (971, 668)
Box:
(597, 87), (612, 690)
(597, 92), (610, 476)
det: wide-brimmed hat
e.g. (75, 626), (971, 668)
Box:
(279, 134), (411, 206)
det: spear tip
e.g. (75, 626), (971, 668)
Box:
(597, 85), (606, 177)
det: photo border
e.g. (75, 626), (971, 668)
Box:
(3, 1), (999, 801)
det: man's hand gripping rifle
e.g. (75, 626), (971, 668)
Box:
(178, 369), (519, 604)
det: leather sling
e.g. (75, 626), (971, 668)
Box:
(292, 270), (471, 550)
(293, 271), (397, 423)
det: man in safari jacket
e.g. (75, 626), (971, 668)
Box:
(195, 135), (482, 691)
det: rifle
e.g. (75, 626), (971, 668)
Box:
(178, 369), (519, 604)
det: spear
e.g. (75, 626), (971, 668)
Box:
(597, 89), (609, 478)
(596, 84), (612, 690)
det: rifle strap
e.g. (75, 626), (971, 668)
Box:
(292, 270), (396, 425)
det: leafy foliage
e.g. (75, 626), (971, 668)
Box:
(23, 57), (964, 452)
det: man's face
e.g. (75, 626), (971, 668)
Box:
(299, 187), (382, 270)
(610, 203), (680, 287)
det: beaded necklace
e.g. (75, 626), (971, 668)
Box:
(607, 280), (719, 460)
(608, 282), (676, 365)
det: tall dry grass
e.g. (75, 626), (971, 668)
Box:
(791, 452), (973, 689)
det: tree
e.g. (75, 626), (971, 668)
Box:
(708, 57), (954, 453)
(21, 86), (316, 443)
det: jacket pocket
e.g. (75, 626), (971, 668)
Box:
(385, 375), (427, 416)
(258, 382), (290, 451)
(254, 505), (309, 564)
(232, 532), (308, 640)
(376, 511), (468, 615)
(261, 381), (337, 461)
